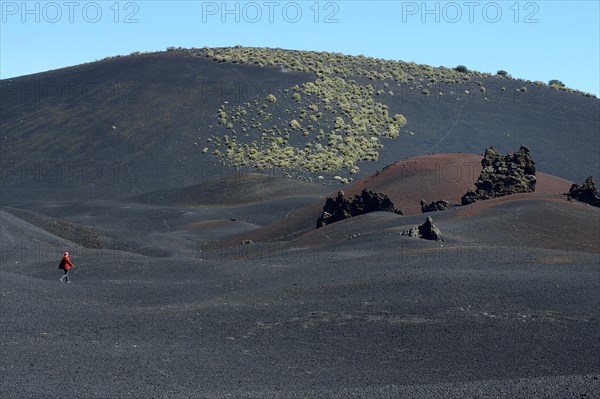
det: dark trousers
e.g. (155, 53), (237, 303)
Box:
(60, 269), (70, 282)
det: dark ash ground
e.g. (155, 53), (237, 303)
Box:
(1, 175), (599, 398)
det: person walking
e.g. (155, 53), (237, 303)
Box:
(58, 251), (75, 283)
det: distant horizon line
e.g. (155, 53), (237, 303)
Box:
(2, 45), (598, 97)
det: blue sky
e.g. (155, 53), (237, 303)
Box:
(1, 1), (599, 95)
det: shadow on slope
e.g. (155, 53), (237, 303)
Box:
(1, 207), (107, 249)
(129, 172), (330, 206)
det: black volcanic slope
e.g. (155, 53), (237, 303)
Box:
(1, 48), (599, 398)
(130, 172), (331, 207)
(1, 47), (599, 205)
(1, 157), (599, 397)
(1, 194), (599, 398)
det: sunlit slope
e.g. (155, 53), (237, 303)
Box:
(1, 48), (598, 204)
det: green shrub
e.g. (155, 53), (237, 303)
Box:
(290, 119), (301, 130)
(454, 65), (469, 73)
(497, 70), (508, 76)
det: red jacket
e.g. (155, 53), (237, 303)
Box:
(59, 256), (74, 270)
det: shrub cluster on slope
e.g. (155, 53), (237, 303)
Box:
(201, 47), (415, 177)
(190, 46), (595, 180)
(206, 77), (405, 175)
